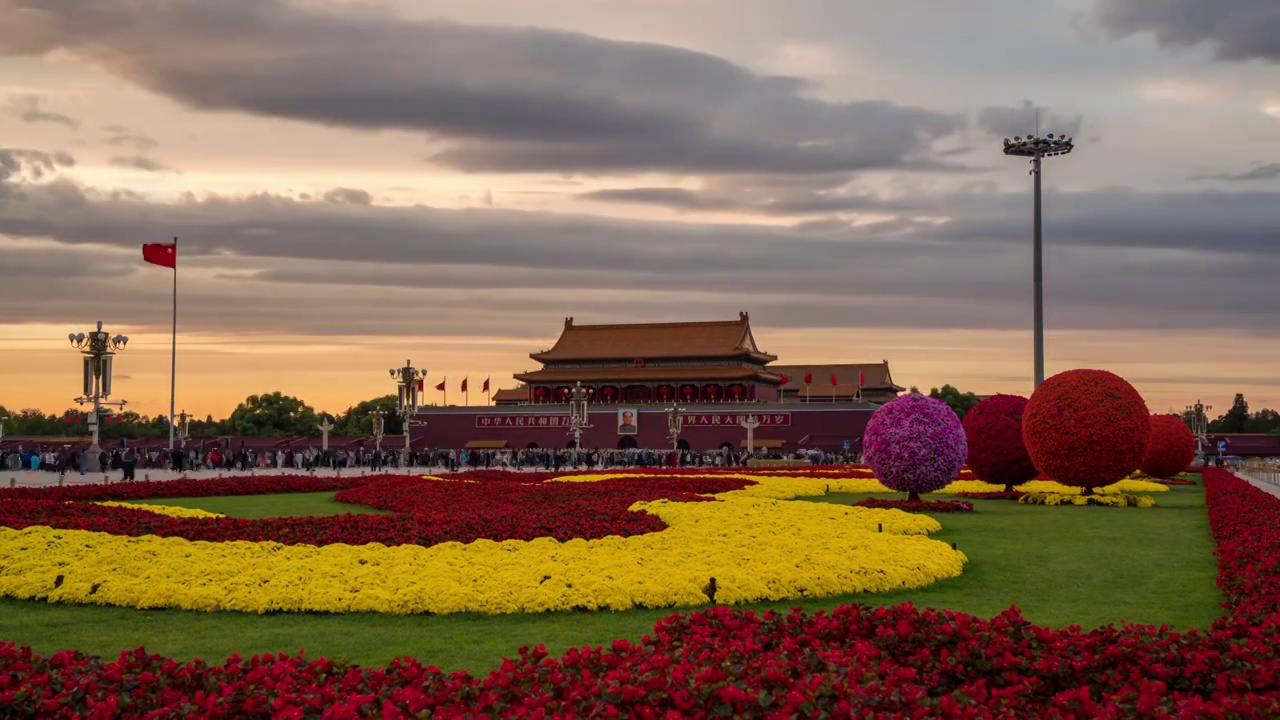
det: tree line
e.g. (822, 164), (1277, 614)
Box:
(0, 392), (404, 440)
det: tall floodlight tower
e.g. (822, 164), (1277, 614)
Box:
(1002, 132), (1074, 388)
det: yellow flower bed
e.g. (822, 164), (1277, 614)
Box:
(1019, 492), (1156, 508)
(92, 501), (224, 519)
(0, 474), (964, 615)
(937, 479), (1169, 495)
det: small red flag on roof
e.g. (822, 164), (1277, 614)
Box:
(482, 377), (490, 393)
(461, 377), (469, 393)
(142, 242), (177, 268)
(859, 370), (866, 387)
(434, 380), (445, 392)
(830, 373), (838, 386)
(803, 371), (812, 385)
(416, 378), (425, 393)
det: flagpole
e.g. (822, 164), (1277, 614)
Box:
(168, 236), (178, 451)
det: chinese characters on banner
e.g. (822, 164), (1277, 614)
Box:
(476, 415), (572, 428)
(680, 413), (791, 427)
(474, 413), (791, 429)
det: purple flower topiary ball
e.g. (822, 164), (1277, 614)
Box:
(864, 393), (968, 499)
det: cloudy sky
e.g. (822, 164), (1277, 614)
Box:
(1, 0), (1278, 418)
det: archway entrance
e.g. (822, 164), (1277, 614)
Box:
(676, 439), (691, 451)
(525, 442), (540, 449)
(617, 436), (638, 449)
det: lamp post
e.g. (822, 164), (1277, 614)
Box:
(371, 407), (384, 450)
(667, 404), (685, 451)
(176, 410), (192, 444)
(69, 321), (129, 457)
(567, 381), (591, 452)
(0, 415), (8, 442)
(1187, 400), (1212, 463)
(1003, 132), (1074, 388)
(318, 416), (334, 452)
(389, 360), (425, 466)
(739, 414), (761, 455)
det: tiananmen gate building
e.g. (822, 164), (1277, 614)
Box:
(412, 313), (902, 453)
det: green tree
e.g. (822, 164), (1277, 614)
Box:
(333, 395), (400, 437)
(226, 392), (319, 437)
(1210, 393), (1250, 433)
(929, 384), (982, 420)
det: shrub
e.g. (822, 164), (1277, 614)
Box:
(863, 394), (967, 501)
(962, 394), (1038, 491)
(1141, 414), (1197, 479)
(1022, 369), (1150, 494)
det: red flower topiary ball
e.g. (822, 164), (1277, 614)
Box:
(1022, 369), (1151, 492)
(963, 394), (1039, 491)
(1141, 414), (1196, 479)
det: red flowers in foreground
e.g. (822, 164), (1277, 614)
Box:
(0, 474), (749, 547)
(1, 468), (1277, 717)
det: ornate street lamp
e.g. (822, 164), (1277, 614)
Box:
(0, 415), (8, 442)
(667, 404), (684, 451)
(1186, 400), (1212, 461)
(567, 381), (591, 452)
(175, 410), (192, 444)
(369, 410), (386, 454)
(389, 360), (426, 465)
(1003, 132), (1075, 388)
(69, 321), (129, 456)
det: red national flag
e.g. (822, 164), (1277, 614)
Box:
(830, 374), (838, 386)
(482, 377), (490, 393)
(859, 370), (866, 387)
(416, 379), (424, 392)
(142, 242), (177, 268)
(461, 377), (469, 393)
(779, 373), (790, 385)
(434, 380), (445, 392)
(803, 371), (813, 385)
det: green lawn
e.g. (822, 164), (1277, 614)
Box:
(0, 485), (1221, 673)
(131, 491), (390, 518)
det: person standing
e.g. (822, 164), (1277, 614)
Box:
(121, 446), (137, 481)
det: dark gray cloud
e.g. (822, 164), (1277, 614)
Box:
(1096, 0), (1280, 63)
(0, 148), (75, 190)
(0, 0), (963, 175)
(322, 187), (373, 206)
(6, 94), (77, 128)
(976, 101), (1083, 139)
(108, 155), (173, 172)
(0, 166), (1276, 339)
(1190, 163), (1280, 181)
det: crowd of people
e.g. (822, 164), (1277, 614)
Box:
(0, 443), (861, 480)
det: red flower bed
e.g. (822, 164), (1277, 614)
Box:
(0, 474), (366, 502)
(1153, 477), (1197, 486)
(854, 498), (975, 512)
(0, 475), (750, 548)
(3, 467), (1278, 717)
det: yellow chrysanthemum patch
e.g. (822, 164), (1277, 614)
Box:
(937, 479), (1170, 495)
(92, 501), (224, 519)
(0, 475), (964, 615)
(1019, 492), (1157, 508)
